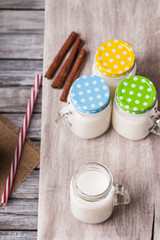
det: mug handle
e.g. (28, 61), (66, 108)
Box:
(149, 107), (160, 136)
(113, 184), (130, 206)
(55, 105), (72, 128)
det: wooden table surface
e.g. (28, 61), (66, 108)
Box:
(0, 1), (44, 239)
(38, 0), (160, 240)
(0, 0), (160, 240)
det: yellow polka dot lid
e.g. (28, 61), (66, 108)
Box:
(95, 40), (135, 78)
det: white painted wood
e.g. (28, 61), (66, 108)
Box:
(38, 0), (160, 239)
(0, 35), (43, 59)
(0, 11), (44, 34)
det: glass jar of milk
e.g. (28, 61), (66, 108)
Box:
(70, 162), (130, 224)
(56, 75), (112, 139)
(92, 40), (136, 98)
(112, 75), (160, 140)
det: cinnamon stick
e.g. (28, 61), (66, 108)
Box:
(60, 48), (87, 102)
(63, 54), (87, 102)
(72, 54), (86, 82)
(78, 39), (84, 52)
(52, 37), (84, 88)
(45, 31), (78, 79)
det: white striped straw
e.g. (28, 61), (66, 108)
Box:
(1, 73), (42, 206)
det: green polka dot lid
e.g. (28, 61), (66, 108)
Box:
(116, 76), (157, 115)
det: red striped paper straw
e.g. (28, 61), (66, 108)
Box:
(1, 73), (42, 206)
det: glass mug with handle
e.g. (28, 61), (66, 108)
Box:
(70, 162), (130, 224)
(112, 75), (160, 140)
(56, 75), (112, 139)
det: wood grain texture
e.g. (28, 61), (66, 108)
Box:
(0, 199), (38, 215)
(38, 0), (160, 239)
(0, 60), (43, 85)
(0, 0), (44, 9)
(0, 87), (42, 113)
(0, 196), (38, 231)
(0, 10), (44, 34)
(0, 34), (43, 59)
(0, 177), (39, 231)
(0, 231), (37, 240)
(0, 214), (37, 230)
(0, 1), (43, 239)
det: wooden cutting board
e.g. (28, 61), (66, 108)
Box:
(38, 0), (160, 239)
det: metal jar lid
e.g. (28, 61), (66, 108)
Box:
(116, 75), (156, 115)
(95, 40), (135, 78)
(69, 75), (110, 114)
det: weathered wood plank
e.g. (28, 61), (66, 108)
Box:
(0, 60), (42, 71)
(0, 214), (37, 230)
(10, 170), (39, 199)
(3, 114), (41, 139)
(0, 199), (38, 215)
(0, 0), (44, 9)
(0, 231), (37, 240)
(0, 0), (43, 238)
(0, 86), (42, 113)
(0, 10), (44, 34)
(0, 169), (38, 233)
(0, 60), (43, 86)
(0, 35), (43, 59)
(0, 199), (38, 230)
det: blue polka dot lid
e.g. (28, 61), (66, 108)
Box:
(69, 75), (110, 114)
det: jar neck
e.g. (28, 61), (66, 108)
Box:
(115, 96), (157, 116)
(72, 162), (113, 202)
(67, 99), (110, 116)
(94, 58), (135, 80)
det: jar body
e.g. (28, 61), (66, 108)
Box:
(92, 60), (136, 99)
(112, 99), (158, 140)
(70, 178), (115, 224)
(68, 100), (112, 139)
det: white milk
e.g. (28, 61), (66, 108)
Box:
(112, 99), (158, 140)
(76, 170), (109, 195)
(112, 75), (160, 140)
(70, 163), (130, 224)
(56, 75), (112, 139)
(68, 101), (112, 139)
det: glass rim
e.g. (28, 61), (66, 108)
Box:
(72, 162), (113, 202)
